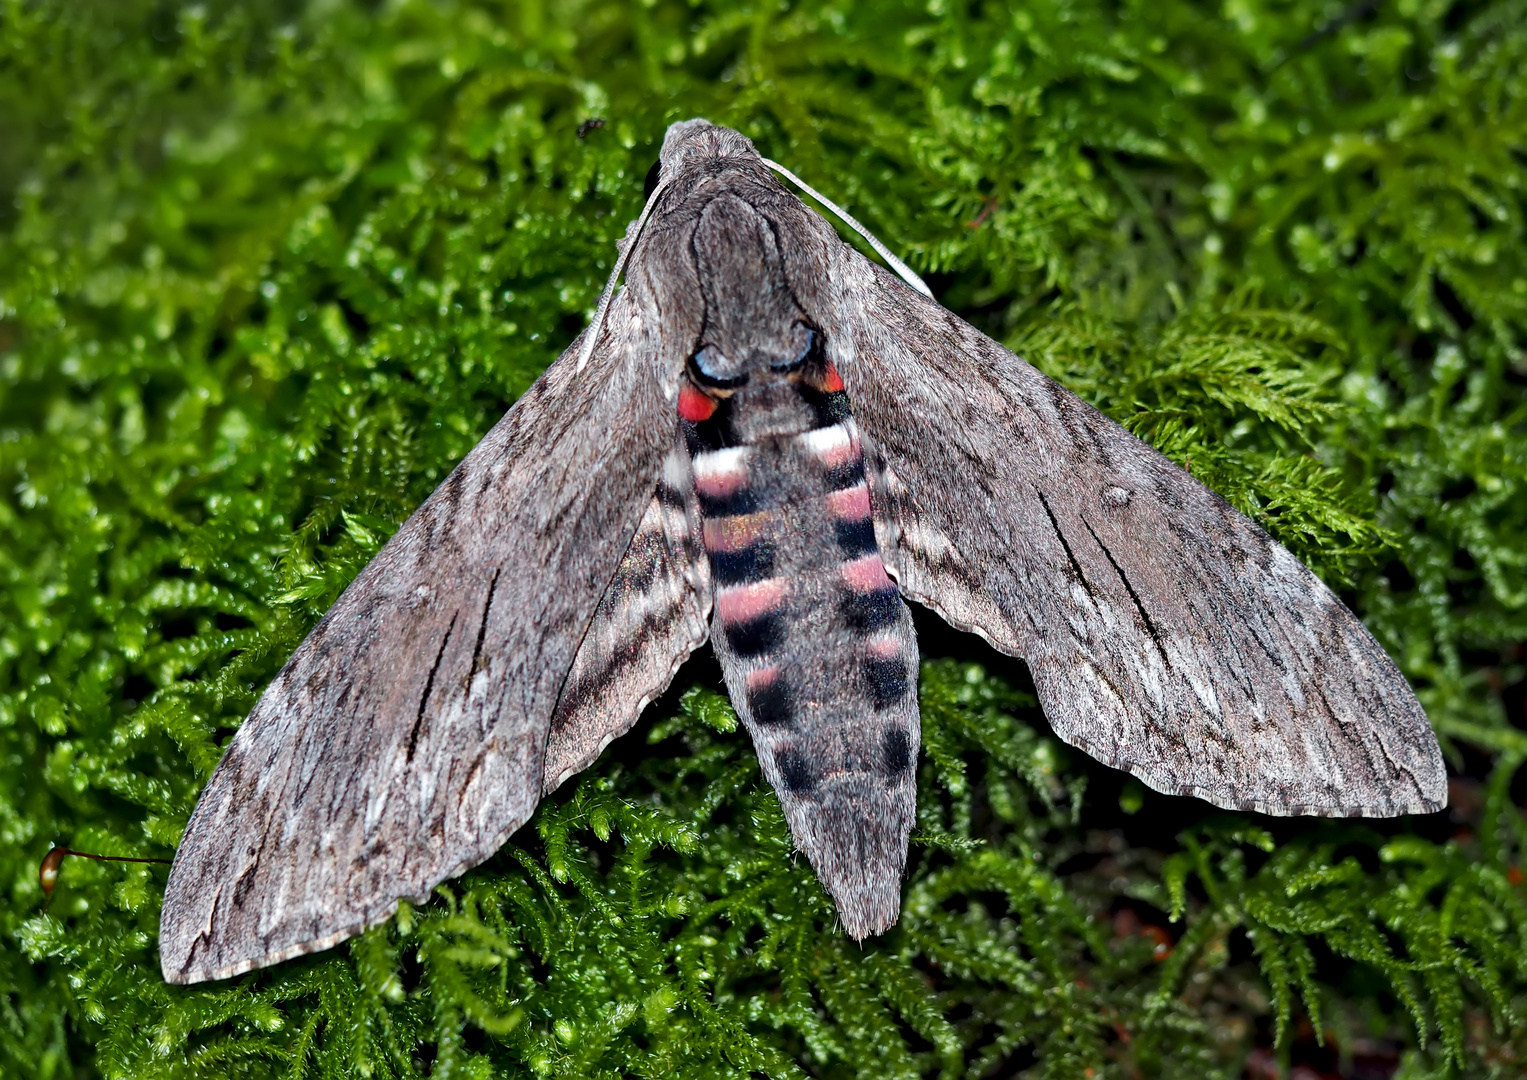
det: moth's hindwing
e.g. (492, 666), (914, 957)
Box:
(826, 252), (1445, 818)
(543, 437), (713, 793)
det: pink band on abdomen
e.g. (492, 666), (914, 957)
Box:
(841, 554), (893, 593)
(826, 484), (871, 521)
(717, 578), (788, 624)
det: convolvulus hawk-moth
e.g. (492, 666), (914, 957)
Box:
(159, 119), (1446, 985)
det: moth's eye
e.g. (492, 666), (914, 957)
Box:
(643, 160), (662, 200)
(691, 346), (748, 390)
(771, 325), (818, 374)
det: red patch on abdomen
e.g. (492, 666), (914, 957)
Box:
(679, 383), (717, 422)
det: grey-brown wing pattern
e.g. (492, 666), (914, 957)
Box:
(542, 441), (712, 794)
(160, 116), (1449, 986)
(824, 254), (1445, 818)
(160, 288), (690, 985)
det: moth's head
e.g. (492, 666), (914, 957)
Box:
(646, 119), (759, 198)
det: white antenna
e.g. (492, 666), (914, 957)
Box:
(760, 158), (933, 299)
(576, 174), (675, 373)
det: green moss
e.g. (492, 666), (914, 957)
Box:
(3, 1), (1525, 1076)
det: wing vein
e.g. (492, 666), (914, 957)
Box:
(1033, 486), (1099, 603)
(469, 569), (502, 678)
(1078, 515), (1170, 668)
(407, 614), (458, 765)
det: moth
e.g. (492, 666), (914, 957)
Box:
(159, 119), (1446, 984)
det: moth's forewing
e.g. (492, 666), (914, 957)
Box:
(160, 272), (698, 986)
(825, 250), (1445, 817)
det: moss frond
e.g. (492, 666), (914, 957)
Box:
(4, 1), (1526, 1076)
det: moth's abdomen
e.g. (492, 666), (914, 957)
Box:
(680, 359), (920, 938)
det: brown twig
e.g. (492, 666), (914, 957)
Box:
(39, 846), (172, 911)
(965, 197), (998, 230)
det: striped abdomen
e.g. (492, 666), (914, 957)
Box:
(679, 359), (920, 937)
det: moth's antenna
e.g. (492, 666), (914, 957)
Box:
(761, 158), (934, 299)
(576, 173), (676, 373)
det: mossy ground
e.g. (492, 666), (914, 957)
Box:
(2, 1), (1525, 1077)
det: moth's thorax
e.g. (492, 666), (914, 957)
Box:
(690, 194), (806, 383)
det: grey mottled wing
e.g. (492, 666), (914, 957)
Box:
(160, 290), (690, 985)
(825, 255), (1445, 817)
(543, 440), (712, 793)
